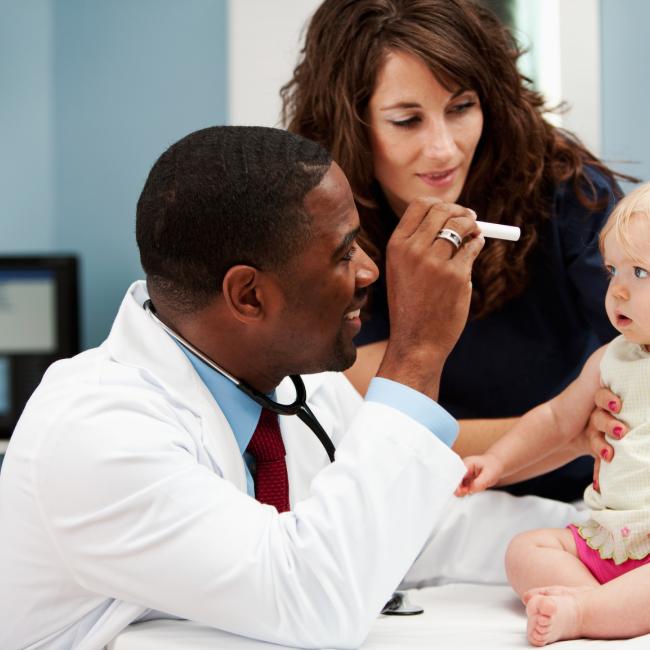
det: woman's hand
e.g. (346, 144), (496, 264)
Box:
(582, 387), (627, 491)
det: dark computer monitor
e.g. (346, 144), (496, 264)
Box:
(0, 256), (79, 439)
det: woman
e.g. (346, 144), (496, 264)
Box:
(281, 0), (633, 500)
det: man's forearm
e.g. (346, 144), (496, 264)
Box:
(376, 343), (445, 402)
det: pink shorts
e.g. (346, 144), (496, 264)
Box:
(568, 524), (650, 584)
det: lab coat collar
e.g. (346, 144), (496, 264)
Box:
(105, 281), (247, 492)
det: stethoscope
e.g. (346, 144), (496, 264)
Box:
(144, 298), (422, 616)
(144, 299), (336, 462)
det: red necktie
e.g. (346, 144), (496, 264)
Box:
(246, 408), (290, 512)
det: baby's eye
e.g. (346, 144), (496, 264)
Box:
(634, 267), (649, 278)
(605, 265), (616, 278)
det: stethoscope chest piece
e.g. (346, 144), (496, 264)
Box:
(380, 591), (424, 616)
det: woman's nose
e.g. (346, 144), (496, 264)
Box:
(422, 120), (456, 162)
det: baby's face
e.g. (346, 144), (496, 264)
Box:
(603, 214), (650, 347)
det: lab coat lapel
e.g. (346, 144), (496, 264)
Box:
(275, 376), (335, 505)
(106, 282), (247, 492)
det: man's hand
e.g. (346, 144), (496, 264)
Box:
(583, 387), (627, 491)
(455, 453), (504, 496)
(378, 198), (484, 399)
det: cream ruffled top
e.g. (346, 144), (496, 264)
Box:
(580, 335), (650, 564)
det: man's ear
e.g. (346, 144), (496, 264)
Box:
(221, 265), (274, 324)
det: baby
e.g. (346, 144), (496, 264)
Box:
(458, 182), (650, 646)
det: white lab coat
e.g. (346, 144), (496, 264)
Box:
(0, 282), (579, 650)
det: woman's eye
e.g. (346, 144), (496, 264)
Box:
(634, 267), (649, 278)
(390, 116), (421, 129)
(449, 100), (476, 114)
(342, 246), (357, 262)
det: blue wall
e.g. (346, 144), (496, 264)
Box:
(0, 0), (55, 252)
(2, 0), (228, 348)
(601, 0), (650, 184)
(3, 0), (650, 348)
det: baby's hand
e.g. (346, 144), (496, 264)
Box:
(455, 453), (504, 496)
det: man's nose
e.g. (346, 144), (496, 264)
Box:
(355, 245), (379, 288)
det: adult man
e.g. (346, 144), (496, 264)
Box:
(0, 127), (576, 649)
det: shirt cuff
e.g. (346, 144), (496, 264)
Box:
(365, 377), (459, 447)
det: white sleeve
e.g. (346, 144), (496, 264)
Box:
(402, 491), (582, 588)
(37, 392), (465, 649)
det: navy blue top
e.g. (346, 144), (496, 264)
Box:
(355, 167), (620, 501)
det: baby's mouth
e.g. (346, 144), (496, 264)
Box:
(616, 313), (632, 327)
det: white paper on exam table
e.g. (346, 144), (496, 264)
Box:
(108, 584), (650, 650)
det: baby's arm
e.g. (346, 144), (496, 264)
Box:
(457, 345), (606, 495)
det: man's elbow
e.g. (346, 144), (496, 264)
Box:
(280, 596), (374, 649)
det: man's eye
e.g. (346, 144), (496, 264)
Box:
(634, 267), (649, 278)
(342, 246), (357, 262)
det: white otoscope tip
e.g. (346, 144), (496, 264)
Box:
(476, 221), (520, 241)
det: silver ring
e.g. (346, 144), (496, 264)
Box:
(435, 228), (462, 251)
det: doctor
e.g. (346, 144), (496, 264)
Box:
(0, 126), (579, 650)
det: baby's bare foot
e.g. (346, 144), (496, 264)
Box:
(522, 585), (593, 605)
(526, 593), (582, 646)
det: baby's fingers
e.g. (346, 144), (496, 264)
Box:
(455, 470), (475, 497)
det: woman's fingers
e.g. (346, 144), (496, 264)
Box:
(587, 389), (626, 493)
(384, 198), (484, 364)
(589, 407), (627, 440)
(584, 388), (626, 466)
(593, 386), (621, 416)
(591, 393), (627, 438)
(393, 198), (480, 257)
(592, 457), (601, 492)
(451, 229), (485, 270)
(585, 411), (615, 462)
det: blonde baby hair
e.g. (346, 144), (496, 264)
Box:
(600, 182), (650, 263)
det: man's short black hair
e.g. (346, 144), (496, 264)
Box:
(136, 126), (332, 312)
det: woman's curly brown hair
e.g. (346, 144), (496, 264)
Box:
(281, 0), (631, 318)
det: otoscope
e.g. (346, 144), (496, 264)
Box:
(476, 221), (520, 241)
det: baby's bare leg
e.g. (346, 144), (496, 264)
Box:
(506, 528), (598, 646)
(525, 591), (583, 646)
(525, 564), (650, 646)
(505, 528), (597, 597)
(574, 563), (650, 638)
(522, 585), (592, 604)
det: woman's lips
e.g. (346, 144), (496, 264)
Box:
(416, 168), (457, 188)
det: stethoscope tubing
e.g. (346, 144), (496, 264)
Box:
(144, 300), (336, 462)
(145, 299), (421, 615)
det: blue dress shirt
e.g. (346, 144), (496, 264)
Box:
(179, 345), (459, 497)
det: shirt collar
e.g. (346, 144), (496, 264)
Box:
(177, 342), (262, 453)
